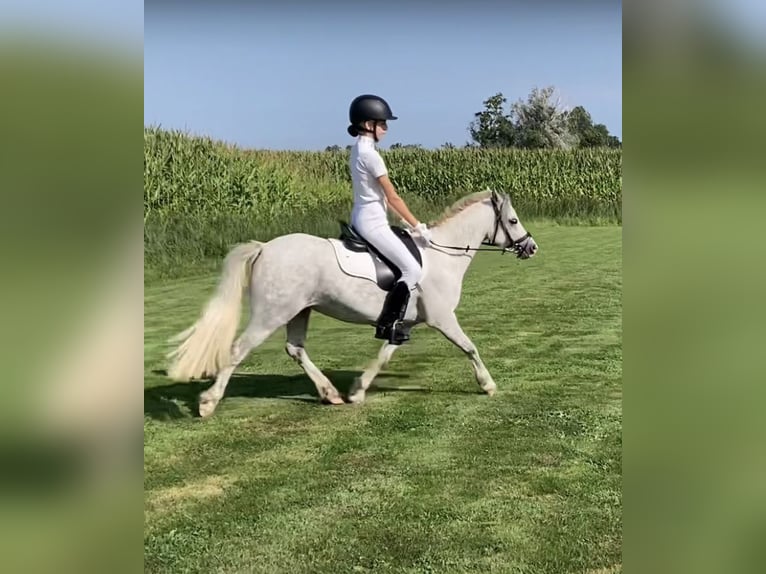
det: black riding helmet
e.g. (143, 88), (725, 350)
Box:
(348, 94), (397, 141)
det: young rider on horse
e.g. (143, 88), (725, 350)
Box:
(346, 94), (432, 345)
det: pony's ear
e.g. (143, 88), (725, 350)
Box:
(490, 189), (500, 206)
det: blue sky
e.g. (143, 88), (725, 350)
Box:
(1, 0), (142, 50)
(144, 1), (622, 150)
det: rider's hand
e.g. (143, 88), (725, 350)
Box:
(414, 222), (433, 244)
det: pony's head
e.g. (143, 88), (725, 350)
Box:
(486, 190), (538, 259)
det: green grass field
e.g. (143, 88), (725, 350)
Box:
(144, 224), (622, 573)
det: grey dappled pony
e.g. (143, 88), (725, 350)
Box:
(167, 190), (538, 416)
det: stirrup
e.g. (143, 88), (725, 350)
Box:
(389, 321), (411, 344)
(374, 281), (411, 343)
(374, 320), (410, 345)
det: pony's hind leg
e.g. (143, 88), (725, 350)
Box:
(285, 309), (344, 405)
(198, 321), (278, 417)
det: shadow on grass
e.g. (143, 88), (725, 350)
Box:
(144, 369), (414, 420)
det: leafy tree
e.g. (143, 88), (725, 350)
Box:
(510, 86), (577, 149)
(468, 93), (516, 148)
(470, 87), (621, 149)
(567, 106), (622, 148)
(604, 133), (621, 148)
(567, 106), (598, 146)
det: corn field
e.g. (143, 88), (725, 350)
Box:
(143, 127), (621, 276)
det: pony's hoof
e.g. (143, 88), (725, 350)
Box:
(198, 397), (219, 417)
(482, 382), (497, 396)
(348, 378), (366, 404)
(324, 395), (346, 406)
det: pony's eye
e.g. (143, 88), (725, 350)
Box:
(510, 218), (518, 225)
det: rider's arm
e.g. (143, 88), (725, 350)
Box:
(378, 175), (419, 228)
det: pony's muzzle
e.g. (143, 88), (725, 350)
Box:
(518, 238), (538, 259)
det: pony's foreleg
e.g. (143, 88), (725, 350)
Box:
(285, 309), (345, 405)
(428, 312), (496, 395)
(348, 343), (399, 404)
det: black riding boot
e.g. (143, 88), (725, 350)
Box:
(374, 281), (411, 345)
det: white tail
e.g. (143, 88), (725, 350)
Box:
(167, 240), (264, 381)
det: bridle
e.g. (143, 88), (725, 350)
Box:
(428, 194), (533, 258)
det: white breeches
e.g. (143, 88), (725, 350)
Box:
(352, 207), (422, 289)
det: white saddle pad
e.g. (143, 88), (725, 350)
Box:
(327, 238), (425, 285)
